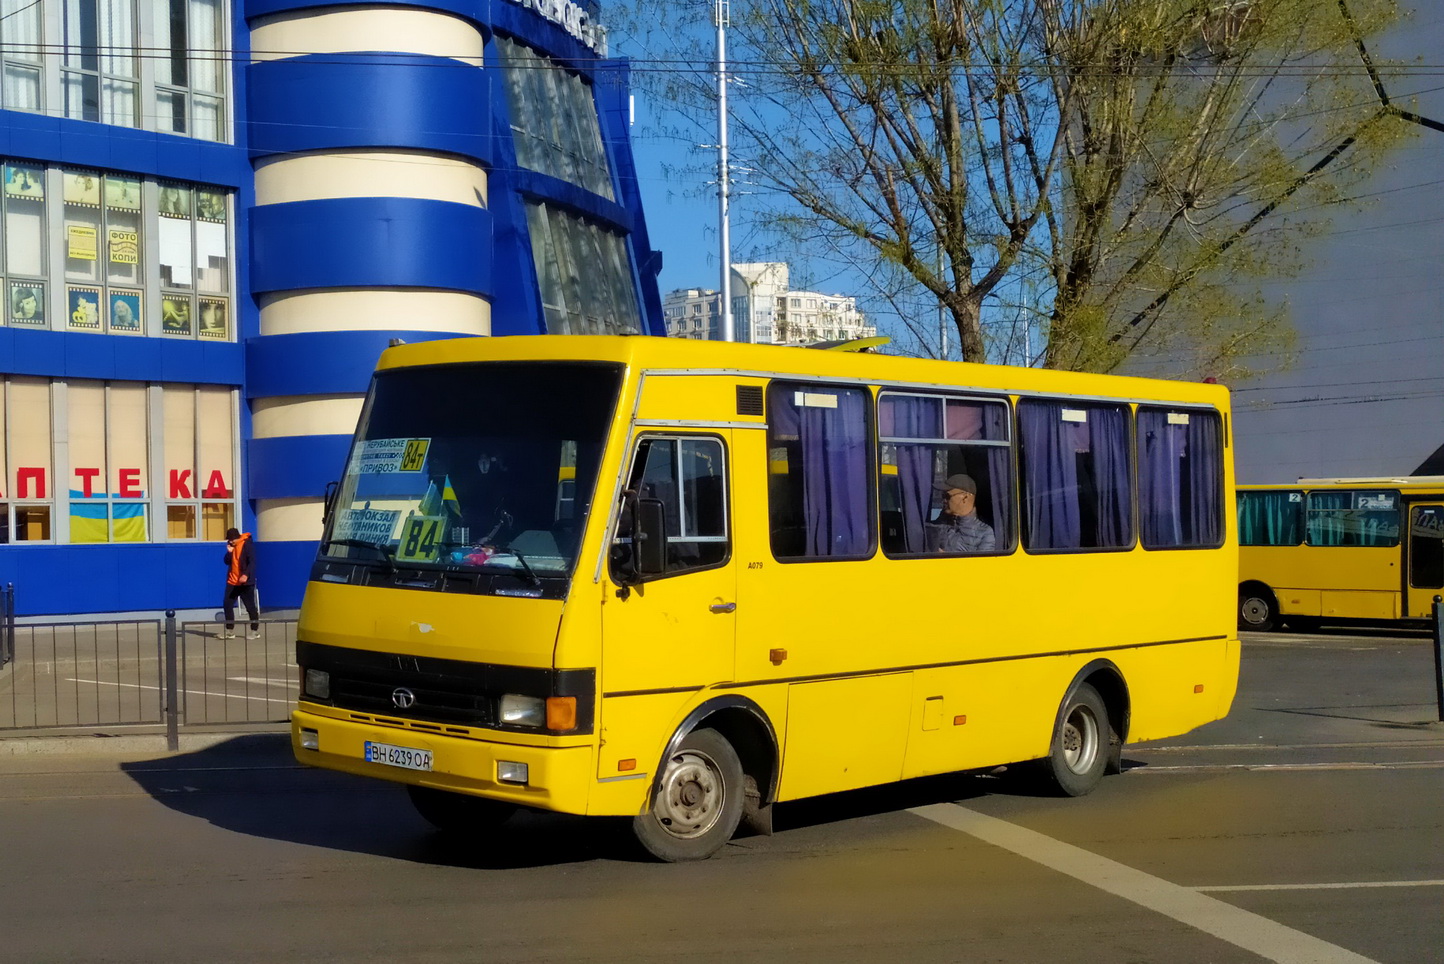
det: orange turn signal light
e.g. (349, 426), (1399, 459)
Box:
(953, 715), (967, 726)
(1193, 684), (1205, 694)
(617, 758), (637, 772)
(546, 696), (577, 731)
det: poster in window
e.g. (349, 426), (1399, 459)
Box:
(196, 190), (226, 222)
(4, 164), (43, 199)
(9, 282), (45, 326)
(68, 286), (102, 330)
(108, 290), (142, 333)
(158, 184), (191, 218)
(108, 228), (139, 266)
(67, 223), (98, 261)
(161, 296), (192, 335)
(198, 298), (228, 339)
(63, 171), (101, 207)
(104, 176), (141, 211)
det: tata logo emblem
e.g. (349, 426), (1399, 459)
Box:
(391, 687), (417, 710)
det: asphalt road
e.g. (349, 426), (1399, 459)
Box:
(1, 629), (1440, 964)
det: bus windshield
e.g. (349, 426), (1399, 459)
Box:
(320, 361), (622, 587)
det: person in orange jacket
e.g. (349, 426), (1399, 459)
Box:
(221, 527), (259, 639)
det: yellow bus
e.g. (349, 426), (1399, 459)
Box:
(293, 335), (1239, 860)
(1237, 478), (1444, 631)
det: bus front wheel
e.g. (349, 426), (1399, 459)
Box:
(633, 728), (744, 862)
(407, 785), (516, 834)
(1238, 587), (1277, 632)
(1040, 683), (1109, 797)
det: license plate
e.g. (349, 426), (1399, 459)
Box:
(364, 741), (433, 772)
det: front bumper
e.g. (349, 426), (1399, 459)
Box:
(291, 705), (596, 815)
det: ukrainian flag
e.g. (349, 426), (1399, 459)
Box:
(442, 475), (462, 519)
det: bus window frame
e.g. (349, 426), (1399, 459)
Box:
(765, 379), (878, 565)
(1237, 488), (1304, 547)
(876, 388), (1016, 559)
(1303, 488), (1402, 549)
(1016, 397), (1138, 556)
(610, 431), (733, 585)
(1136, 404), (1227, 552)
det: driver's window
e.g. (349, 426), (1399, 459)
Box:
(616, 435), (729, 577)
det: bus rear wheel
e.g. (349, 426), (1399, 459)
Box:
(407, 785), (516, 834)
(1039, 683), (1109, 797)
(1238, 588), (1276, 632)
(633, 728), (744, 862)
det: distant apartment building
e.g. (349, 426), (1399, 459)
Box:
(664, 263), (875, 344)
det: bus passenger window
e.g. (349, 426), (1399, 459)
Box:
(877, 392), (1012, 556)
(1138, 408), (1223, 549)
(1019, 399), (1133, 551)
(766, 383), (874, 560)
(1238, 490), (1303, 546)
(1305, 490), (1400, 547)
(613, 436), (729, 578)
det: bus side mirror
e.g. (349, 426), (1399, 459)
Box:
(635, 498), (668, 577)
(322, 480), (339, 526)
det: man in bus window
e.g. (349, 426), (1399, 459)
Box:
(927, 474), (995, 553)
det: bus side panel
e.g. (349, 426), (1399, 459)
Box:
(777, 673), (912, 801)
(589, 692), (693, 814)
(1244, 545), (1402, 619)
(1117, 637), (1239, 742)
(900, 663), (1058, 780)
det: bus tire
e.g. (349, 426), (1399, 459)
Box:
(633, 728), (744, 862)
(1238, 586), (1277, 632)
(1040, 682), (1109, 797)
(407, 785), (516, 834)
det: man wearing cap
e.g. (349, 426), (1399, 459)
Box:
(220, 527), (260, 639)
(927, 474), (996, 553)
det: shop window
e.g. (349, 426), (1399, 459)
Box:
(164, 384), (235, 539)
(4, 377), (54, 543)
(496, 36), (614, 199)
(4, 162), (47, 327)
(525, 201), (640, 335)
(0, 0), (44, 112)
(68, 380), (150, 543)
(62, 0), (139, 126)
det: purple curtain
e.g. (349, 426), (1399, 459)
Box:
(884, 395), (941, 553)
(1020, 401), (1080, 549)
(1140, 412), (1185, 546)
(800, 389), (871, 556)
(1140, 410), (1221, 547)
(1021, 401), (1130, 549)
(984, 404), (1012, 546)
(1091, 405), (1132, 546)
(1188, 415), (1222, 544)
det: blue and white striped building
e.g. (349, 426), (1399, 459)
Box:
(0, 0), (663, 614)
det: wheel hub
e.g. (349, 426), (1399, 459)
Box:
(654, 750), (721, 839)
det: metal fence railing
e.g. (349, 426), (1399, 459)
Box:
(1, 583), (15, 668)
(0, 610), (296, 741)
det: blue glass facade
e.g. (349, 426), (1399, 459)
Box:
(0, 0), (663, 615)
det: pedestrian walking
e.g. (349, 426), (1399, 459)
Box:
(221, 527), (260, 639)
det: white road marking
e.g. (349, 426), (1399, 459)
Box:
(911, 803), (1381, 964)
(64, 678), (290, 703)
(1197, 880), (1444, 892)
(228, 677), (294, 687)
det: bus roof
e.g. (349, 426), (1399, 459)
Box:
(374, 335), (1230, 408)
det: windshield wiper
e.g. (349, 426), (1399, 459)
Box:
(492, 546), (541, 587)
(326, 539), (396, 572)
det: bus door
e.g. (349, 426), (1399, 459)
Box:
(600, 431), (736, 701)
(1405, 503), (1444, 618)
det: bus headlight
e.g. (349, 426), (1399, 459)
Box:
(499, 693), (546, 727)
(303, 669), (331, 700)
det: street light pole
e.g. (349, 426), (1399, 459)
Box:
(715, 0), (734, 342)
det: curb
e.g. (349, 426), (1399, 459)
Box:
(0, 727), (290, 757)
